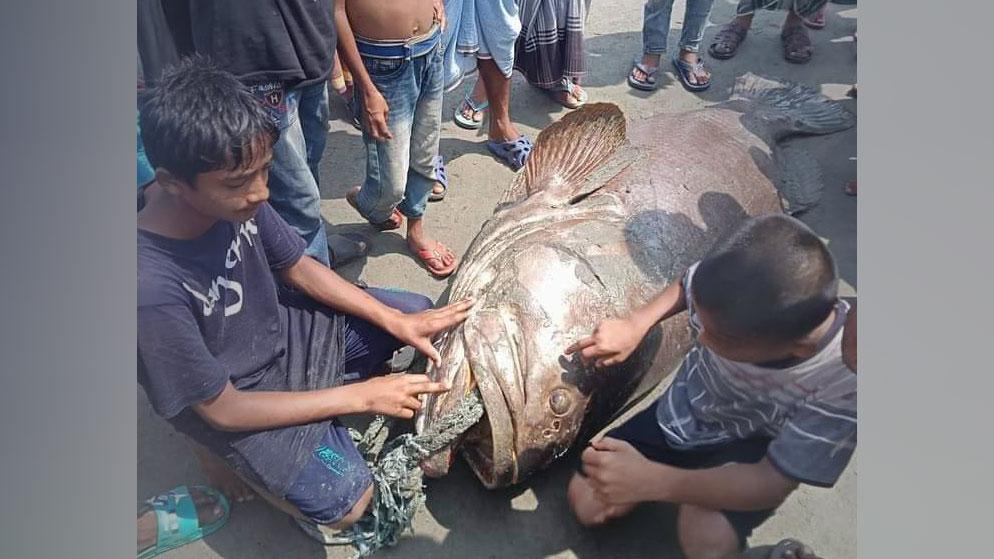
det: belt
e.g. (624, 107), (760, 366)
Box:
(355, 24), (441, 61)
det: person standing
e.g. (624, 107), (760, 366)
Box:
(513, 0), (589, 109)
(628, 0), (716, 92)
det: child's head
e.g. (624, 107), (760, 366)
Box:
(691, 214), (839, 363)
(139, 56), (277, 223)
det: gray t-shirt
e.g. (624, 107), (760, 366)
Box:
(655, 263), (857, 487)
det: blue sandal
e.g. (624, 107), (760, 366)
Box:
(138, 485), (230, 559)
(428, 155), (449, 202)
(487, 136), (533, 172)
(672, 55), (711, 92)
(627, 55), (660, 91)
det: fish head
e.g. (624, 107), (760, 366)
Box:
(419, 241), (636, 487)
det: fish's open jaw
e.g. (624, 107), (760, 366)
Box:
(460, 339), (518, 488)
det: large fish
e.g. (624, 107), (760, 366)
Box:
(416, 76), (855, 488)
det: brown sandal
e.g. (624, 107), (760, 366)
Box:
(709, 23), (748, 60)
(781, 25), (813, 64)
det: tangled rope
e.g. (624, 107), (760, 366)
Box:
(341, 389), (484, 558)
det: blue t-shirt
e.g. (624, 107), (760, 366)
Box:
(138, 203), (345, 495)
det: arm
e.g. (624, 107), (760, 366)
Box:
(333, 0), (392, 140)
(279, 255), (473, 365)
(581, 438), (797, 512)
(193, 374), (447, 432)
(565, 275), (688, 368)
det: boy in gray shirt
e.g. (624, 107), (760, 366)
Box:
(566, 214), (855, 559)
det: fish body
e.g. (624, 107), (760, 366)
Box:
(417, 76), (854, 488)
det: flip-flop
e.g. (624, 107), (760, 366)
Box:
(781, 25), (813, 64)
(709, 23), (748, 60)
(487, 135), (533, 172)
(346, 186), (404, 231)
(138, 485), (230, 559)
(414, 242), (458, 278)
(627, 55), (660, 91)
(550, 77), (588, 108)
(803, 6), (827, 30)
(672, 55), (711, 92)
(454, 93), (489, 130)
(428, 155), (449, 202)
(328, 232), (369, 268)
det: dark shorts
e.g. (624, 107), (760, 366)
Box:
(600, 404), (776, 548)
(283, 287), (432, 524)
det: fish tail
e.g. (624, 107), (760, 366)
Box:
(512, 103), (627, 204)
(733, 73), (856, 136)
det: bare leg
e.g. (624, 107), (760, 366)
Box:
(567, 472), (636, 527)
(677, 504), (741, 559)
(477, 58), (521, 143)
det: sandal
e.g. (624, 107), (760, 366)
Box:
(550, 77), (588, 109)
(428, 155), (449, 202)
(413, 241), (458, 278)
(803, 6), (827, 30)
(454, 93), (489, 130)
(781, 25), (813, 64)
(487, 135), (534, 171)
(138, 485), (230, 559)
(627, 55), (660, 91)
(672, 54), (711, 92)
(709, 22), (748, 60)
(328, 232), (369, 267)
(346, 186), (404, 231)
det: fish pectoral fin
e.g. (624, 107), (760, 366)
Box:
(519, 103), (628, 203)
(774, 145), (824, 215)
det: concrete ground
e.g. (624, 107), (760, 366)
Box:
(139, 1), (857, 557)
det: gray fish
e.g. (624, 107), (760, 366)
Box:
(416, 75), (855, 488)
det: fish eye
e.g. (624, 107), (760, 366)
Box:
(548, 388), (572, 416)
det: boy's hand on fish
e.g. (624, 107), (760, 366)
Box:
(389, 298), (475, 367)
(581, 437), (662, 506)
(566, 317), (648, 368)
(362, 89), (393, 141)
(351, 373), (450, 419)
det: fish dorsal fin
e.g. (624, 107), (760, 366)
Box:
(516, 103), (627, 204)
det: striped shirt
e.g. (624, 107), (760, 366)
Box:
(655, 263), (857, 487)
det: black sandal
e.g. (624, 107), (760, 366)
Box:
(709, 23), (748, 60)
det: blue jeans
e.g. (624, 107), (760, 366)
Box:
(642, 0), (716, 55)
(251, 80), (332, 266)
(283, 287), (432, 524)
(353, 30), (444, 224)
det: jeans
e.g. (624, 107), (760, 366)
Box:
(252, 80), (332, 266)
(642, 0), (716, 55)
(353, 31), (444, 224)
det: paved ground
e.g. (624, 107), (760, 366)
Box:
(139, 1), (857, 556)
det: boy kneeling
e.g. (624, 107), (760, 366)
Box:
(567, 215), (855, 559)
(137, 58), (471, 540)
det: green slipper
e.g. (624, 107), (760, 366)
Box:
(138, 485), (230, 559)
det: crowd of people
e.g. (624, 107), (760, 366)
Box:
(136, 1), (856, 558)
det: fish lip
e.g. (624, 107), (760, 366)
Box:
(460, 332), (518, 488)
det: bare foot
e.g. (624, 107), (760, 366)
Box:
(432, 181), (445, 197)
(407, 218), (457, 277)
(192, 445), (256, 503)
(632, 53), (661, 84)
(678, 50), (710, 86)
(138, 487), (226, 554)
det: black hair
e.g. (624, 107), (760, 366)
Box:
(138, 55), (277, 185)
(692, 214), (838, 344)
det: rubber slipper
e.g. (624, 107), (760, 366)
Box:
(138, 485), (230, 559)
(346, 186), (403, 231)
(550, 77), (588, 109)
(414, 242), (458, 278)
(627, 55), (659, 91)
(454, 93), (489, 130)
(781, 25), (813, 64)
(709, 23), (748, 60)
(672, 55), (711, 92)
(328, 233), (369, 268)
(428, 155), (449, 202)
(486, 135), (533, 172)
(803, 7), (827, 30)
